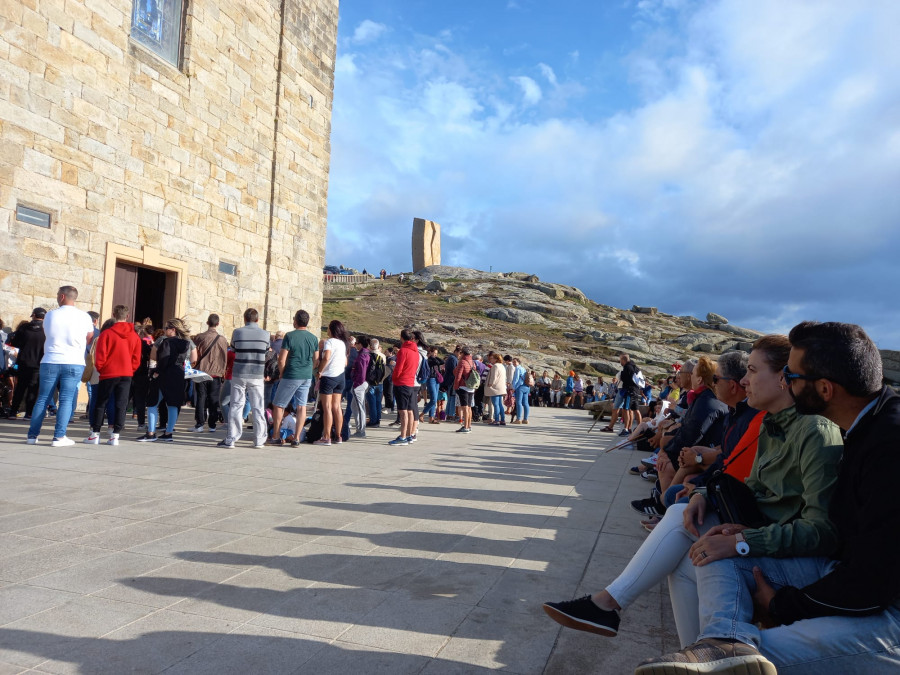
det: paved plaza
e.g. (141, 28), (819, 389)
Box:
(0, 407), (678, 673)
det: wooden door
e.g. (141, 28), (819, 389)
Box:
(113, 262), (138, 316)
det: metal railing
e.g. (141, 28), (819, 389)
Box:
(323, 274), (375, 284)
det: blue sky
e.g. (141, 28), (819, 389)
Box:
(325, 0), (900, 348)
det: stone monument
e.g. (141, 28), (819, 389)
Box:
(412, 218), (441, 273)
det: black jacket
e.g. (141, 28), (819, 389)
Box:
(664, 387), (729, 464)
(7, 320), (45, 368)
(770, 386), (900, 624)
(689, 399), (762, 488)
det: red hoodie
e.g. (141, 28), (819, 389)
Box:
(392, 340), (420, 387)
(94, 322), (142, 379)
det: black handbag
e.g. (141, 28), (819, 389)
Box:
(706, 471), (769, 528)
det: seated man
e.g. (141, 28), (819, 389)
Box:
(637, 321), (900, 674)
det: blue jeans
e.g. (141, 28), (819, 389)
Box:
(446, 389), (457, 419)
(148, 404), (179, 434)
(366, 383), (383, 424)
(28, 363), (84, 440)
(422, 377), (438, 418)
(515, 384), (530, 421)
(696, 555), (900, 672)
(491, 395), (505, 422)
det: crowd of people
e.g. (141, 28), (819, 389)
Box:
(543, 321), (900, 674)
(0, 286), (583, 448)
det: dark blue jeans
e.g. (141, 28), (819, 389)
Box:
(366, 383), (383, 424)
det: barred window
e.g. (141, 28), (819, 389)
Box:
(130, 0), (184, 66)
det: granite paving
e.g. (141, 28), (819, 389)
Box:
(0, 406), (678, 673)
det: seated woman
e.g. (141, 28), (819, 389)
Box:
(543, 335), (843, 648)
(639, 357), (729, 516)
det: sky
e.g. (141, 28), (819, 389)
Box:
(324, 0), (900, 349)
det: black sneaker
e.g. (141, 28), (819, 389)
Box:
(136, 433), (157, 442)
(629, 466), (642, 475)
(631, 496), (666, 517)
(542, 595), (620, 637)
(618, 428), (631, 437)
(216, 439), (235, 449)
(158, 433), (174, 442)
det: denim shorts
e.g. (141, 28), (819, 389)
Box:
(613, 390), (625, 408)
(273, 378), (312, 409)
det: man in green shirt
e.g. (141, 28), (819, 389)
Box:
(268, 309), (320, 447)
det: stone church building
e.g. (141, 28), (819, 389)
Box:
(1, 0), (339, 334)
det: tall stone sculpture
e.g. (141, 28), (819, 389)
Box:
(412, 218), (441, 272)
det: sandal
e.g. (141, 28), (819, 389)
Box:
(601, 426), (615, 433)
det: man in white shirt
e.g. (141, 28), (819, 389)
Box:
(27, 286), (94, 447)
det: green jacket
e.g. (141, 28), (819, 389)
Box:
(742, 405), (843, 557)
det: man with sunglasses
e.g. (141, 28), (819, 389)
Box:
(635, 321), (900, 675)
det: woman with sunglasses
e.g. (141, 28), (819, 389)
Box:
(137, 318), (197, 442)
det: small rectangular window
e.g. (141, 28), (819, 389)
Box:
(16, 204), (51, 228)
(218, 261), (238, 276)
(131, 0), (184, 66)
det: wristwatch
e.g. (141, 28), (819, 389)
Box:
(735, 532), (750, 557)
(695, 453), (703, 464)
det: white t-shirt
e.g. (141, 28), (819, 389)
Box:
(281, 413), (297, 434)
(42, 305), (94, 365)
(319, 337), (348, 378)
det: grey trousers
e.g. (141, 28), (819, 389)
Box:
(227, 375), (266, 446)
(351, 382), (368, 434)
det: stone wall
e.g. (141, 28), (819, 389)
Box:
(0, 0), (338, 335)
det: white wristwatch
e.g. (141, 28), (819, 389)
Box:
(735, 532), (750, 557)
(695, 453), (703, 464)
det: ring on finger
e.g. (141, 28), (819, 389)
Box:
(701, 551), (708, 559)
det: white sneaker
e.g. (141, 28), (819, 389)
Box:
(84, 433), (100, 444)
(26, 437), (39, 445)
(51, 437), (75, 447)
(191, 425), (205, 433)
(107, 433), (119, 446)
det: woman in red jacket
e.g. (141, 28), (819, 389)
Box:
(389, 328), (420, 446)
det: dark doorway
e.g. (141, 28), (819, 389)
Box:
(112, 262), (171, 329)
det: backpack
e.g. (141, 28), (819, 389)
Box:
(465, 362), (481, 389)
(416, 353), (431, 384)
(366, 353), (386, 386)
(523, 369), (535, 387)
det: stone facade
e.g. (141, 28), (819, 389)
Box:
(411, 217), (440, 273)
(0, 0), (339, 335)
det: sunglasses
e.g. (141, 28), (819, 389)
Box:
(782, 365), (820, 384)
(712, 375), (737, 385)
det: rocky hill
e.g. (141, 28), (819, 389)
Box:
(321, 265), (766, 381)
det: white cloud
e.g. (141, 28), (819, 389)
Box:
(510, 75), (542, 105)
(538, 63), (557, 86)
(351, 19), (387, 44)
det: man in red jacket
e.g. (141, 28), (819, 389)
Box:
(86, 305), (141, 446)
(388, 328), (420, 446)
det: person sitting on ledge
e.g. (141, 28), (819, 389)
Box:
(635, 321), (900, 675)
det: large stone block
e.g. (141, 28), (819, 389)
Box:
(412, 218), (441, 273)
